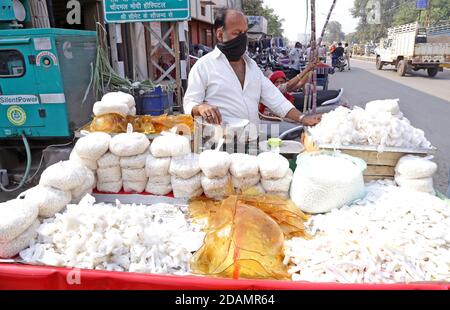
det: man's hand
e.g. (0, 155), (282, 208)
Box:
(302, 114), (322, 126)
(193, 103), (222, 125)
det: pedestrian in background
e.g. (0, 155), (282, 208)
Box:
(344, 43), (351, 70)
(319, 44), (327, 63)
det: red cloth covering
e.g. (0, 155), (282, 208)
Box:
(269, 71), (295, 104)
(269, 70), (287, 84)
(0, 264), (449, 290)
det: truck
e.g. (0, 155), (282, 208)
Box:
(375, 22), (450, 77)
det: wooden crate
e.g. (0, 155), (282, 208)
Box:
(321, 146), (435, 182)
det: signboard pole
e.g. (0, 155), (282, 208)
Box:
(173, 22), (182, 110)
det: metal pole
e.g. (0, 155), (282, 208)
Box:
(313, 0), (338, 113)
(173, 22), (182, 110)
(319, 0), (338, 42)
(305, 0), (316, 113)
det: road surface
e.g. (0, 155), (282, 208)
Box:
(329, 58), (450, 192)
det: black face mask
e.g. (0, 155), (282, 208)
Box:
(217, 32), (248, 62)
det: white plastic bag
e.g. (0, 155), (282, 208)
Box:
(145, 155), (171, 177)
(365, 98), (400, 116)
(204, 188), (228, 200)
(97, 166), (121, 183)
(395, 175), (435, 194)
(74, 132), (111, 160)
(290, 152), (366, 214)
(120, 152), (148, 169)
(97, 152), (120, 168)
(261, 169), (293, 192)
(96, 181), (122, 193)
(257, 152), (289, 180)
(229, 153), (259, 178)
(172, 187), (203, 199)
(122, 168), (147, 182)
(69, 151), (98, 171)
(123, 181), (146, 193)
(395, 155), (437, 179)
(71, 168), (96, 204)
(24, 185), (71, 218)
(201, 174), (230, 192)
(145, 182), (172, 196)
(0, 199), (38, 243)
(199, 148), (231, 178)
(201, 174), (230, 200)
(231, 175), (260, 190)
(101, 91), (135, 109)
(147, 174), (171, 185)
(0, 219), (39, 258)
(171, 174), (202, 198)
(93, 100), (129, 117)
(150, 130), (190, 158)
(39, 160), (87, 191)
(169, 153), (201, 179)
(110, 131), (150, 157)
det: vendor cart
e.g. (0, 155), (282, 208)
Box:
(0, 263), (449, 290)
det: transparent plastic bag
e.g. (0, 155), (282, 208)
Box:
(90, 113), (127, 133)
(190, 196), (289, 280)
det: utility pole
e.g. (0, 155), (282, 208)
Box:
(426, 0), (433, 27)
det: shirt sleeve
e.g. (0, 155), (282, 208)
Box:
(183, 61), (207, 115)
(259, 71), (294, 117)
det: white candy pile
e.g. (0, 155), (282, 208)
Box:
(309, 100), (432, 151)
(20, 195), (205, 275)
(284, 181), (450, 283)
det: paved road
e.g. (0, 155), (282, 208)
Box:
(329, 59), (450, 192)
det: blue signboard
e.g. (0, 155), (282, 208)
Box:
(416, 0), (429, 10)
(103, 0), (191, 23)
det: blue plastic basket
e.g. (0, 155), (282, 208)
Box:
(138, 87), (173, 116)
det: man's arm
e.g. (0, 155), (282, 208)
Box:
(183, 62), (222, 125)
(285, 108), (322, 126)
(183, 62), (207, 116)
(260, 71), (321, 126)
(192, 104), (222, 125)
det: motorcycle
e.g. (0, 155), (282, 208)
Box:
(332, 56), (347, 72)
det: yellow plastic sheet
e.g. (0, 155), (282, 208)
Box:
(89, 114), (193, 135)
(191, 196), (290, 280)
(90, 113), (127, 133)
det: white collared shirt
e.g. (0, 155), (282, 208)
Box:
(183, 47), (293, 125)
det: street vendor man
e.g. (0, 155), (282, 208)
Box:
(183, 9), (322, 134)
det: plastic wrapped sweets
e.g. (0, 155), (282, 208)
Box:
(170, 153), (201, 179)
(201, 174), (231, 200)
(257, 152), (290, 180)
(229, 153), (259, 178)
(150, 131), (190, 158)
(145, 155), (171, 177)
(199, 150), (231, 178)
(171, 174), (203, 198)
